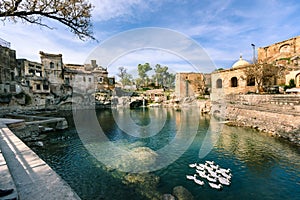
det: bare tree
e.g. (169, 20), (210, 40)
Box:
(117, 66), (132, 87)
(0, 0), (94, 40)
(244, 62), (264, 92)
(245, 61), (284, 93)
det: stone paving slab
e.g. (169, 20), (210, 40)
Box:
(0, 121), (81, 200)
(0, 118), (24, 125)
(0, 150), (18, 200)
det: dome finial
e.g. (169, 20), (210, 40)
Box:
(232, 53), (250, 68)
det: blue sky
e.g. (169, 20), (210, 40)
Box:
(1, 0), (300, 76)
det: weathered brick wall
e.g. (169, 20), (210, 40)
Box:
(175, 73), (205, 98)
(40, 51), (63, 85)
(0, 45), (17, 83)
(210, 68), (256, 101)
(258, 36), (300, 63)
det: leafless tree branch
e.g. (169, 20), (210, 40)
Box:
(0, 0), (95, 40)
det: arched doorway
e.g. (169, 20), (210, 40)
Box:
(231, 77), (238, 87)
(216, 79), (222, 88)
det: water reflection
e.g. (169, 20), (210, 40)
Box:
(31, 108), (300, 200)
(216, 125), (300, 172)
(112, 107), (167, 138)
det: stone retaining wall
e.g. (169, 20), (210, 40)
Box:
(0, 121), (81, 200)
(225, 105), (300, 146)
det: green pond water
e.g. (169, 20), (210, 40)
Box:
(30, 108), (300, 200)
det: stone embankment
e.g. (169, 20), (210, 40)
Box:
(213, 94), (300, 146)
(0, 119), (80, 200)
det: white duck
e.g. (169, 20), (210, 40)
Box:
(218, 168), (231, 174)
(211, 164), (220, 170)
(220, 172), (231, 180)
(196, 165), (205, 171)
(208, 169), (218, 178)
(206, 160), (215, 165)
(196, 170), (208, 179)
(189, 163), (197, 168)
(199, 163), (206, 168)
(208, 182), (223, 190)
(206, 175), (217, 183)
(218, 176), (231, 186)
(186, 174), (195, 180)
(204, 164), (213, 171)
(193, 176), (205, 186)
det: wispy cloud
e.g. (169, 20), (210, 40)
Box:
(90, 0), (161, 22)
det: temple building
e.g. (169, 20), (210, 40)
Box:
(211, 35), (300, 101)
(0, 38), (18, 94)
(210, 55), (256, 101)
(258, 36), (300, 87)
(175, 72), (206, 98)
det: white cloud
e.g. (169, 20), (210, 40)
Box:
(0, 21), (97, 64)
(1, 0), (300, 73)
(90, 0), (160, 22)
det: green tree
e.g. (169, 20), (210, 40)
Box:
(153, 64), (168, 87)
(0, 0), (94, 40)
(289, 79), (296, 88)
(164, 72), (176, 89)
(137, 63), (152, 86)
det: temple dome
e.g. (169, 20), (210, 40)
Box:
(232, 55), (250, 68)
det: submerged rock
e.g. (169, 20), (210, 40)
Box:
(123, 173), (159, 185)
(116, 146), (158, 172)
(34, 141), (44, 147)
(123, 173), (161, 200)
(173, 186), (194, 200)
(162, 193), (176, 200)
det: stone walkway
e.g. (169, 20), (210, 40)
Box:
(0, 119), (81, 200)
(0, 147), (18, 200)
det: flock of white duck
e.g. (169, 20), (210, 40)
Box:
(186, 161), (232, 190)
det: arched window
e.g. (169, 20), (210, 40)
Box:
(231, 77), (238, 87)
(216, 79), (222, 88)
(279, 44), (291, 53)
(296, 73), (300, 87)
(247, 76), (255, 86)
(50, 62), (54, 69)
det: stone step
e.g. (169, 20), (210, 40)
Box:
(270, 101), (300, 105)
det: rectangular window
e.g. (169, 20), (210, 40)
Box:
(50, 62), (54, 69)
(36, 84), (41, 90)
(109, 78), (115, 85)
(83, 77), (86, 82)
(43, 84), (49, 90)
(89, 77), (92, 82)
(65, 77), (70, 85)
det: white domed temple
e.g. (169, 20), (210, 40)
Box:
(210, 55), (256, 101)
